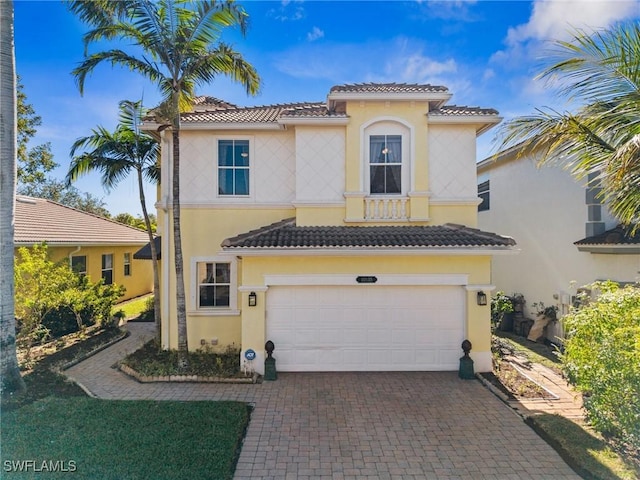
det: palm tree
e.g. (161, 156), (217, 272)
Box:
(0, 0), (26, 394)
(70, 0), (260, 361)
(496, 22), (640, 230)
(67, 100), (162, 343)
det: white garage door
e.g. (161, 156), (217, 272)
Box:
(266, 285), (465, 372)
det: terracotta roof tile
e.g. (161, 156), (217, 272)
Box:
(222, 218), (516, 249)
(430, 105), (499, 116)
(330, 83), (449, 94)
(15, 196), (151, 246)
(181, 102), (328, 123)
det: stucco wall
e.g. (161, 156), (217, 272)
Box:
(478, 154), (640, 340)
(29, 244), (153, 302)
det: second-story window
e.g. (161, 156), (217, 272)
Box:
(218, 139), (249, 196)
(478, 180), (490, 211)
(369, 135), (402, 194)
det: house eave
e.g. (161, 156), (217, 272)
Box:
(140, 121), (285, 131)
(428, 115), (502, 135)
(278, 117), (350, 126)
(576, 245), (640, 254)
(15, 241), (148, 247)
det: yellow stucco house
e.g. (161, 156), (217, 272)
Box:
(15, 195), (153, 301)
(142, 83), (516, 373)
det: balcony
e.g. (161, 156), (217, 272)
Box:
(364, 196), (409, 221)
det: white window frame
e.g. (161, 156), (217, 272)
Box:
(101, 253), (113, 285)
(216, 136), (254, 199)
(190, 256), (239, 315)
(123, 252), (132, 276)
(361, 118), (413, 196)
(71, 255), (87, 276)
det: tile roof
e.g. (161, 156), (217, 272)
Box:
(133, 236), (161, 260)
(222, 218), (516, 250)
(574, 225), (640, 246)
(180, 102), (338, 123)
(430, 105), (499, 116)
(15, 196), (151, 246)
(330, 83), (449, 94)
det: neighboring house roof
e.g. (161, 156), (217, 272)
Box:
(14, 196), (151, 246)
(133, 236), (161, 260)
(222, 218), (516, 251)
(575, 225), (640, 254)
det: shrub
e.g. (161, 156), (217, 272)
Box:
(562, 281), (640, 449)
(15, 244), (125, 346)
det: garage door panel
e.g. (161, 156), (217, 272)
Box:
(266, 285), (465, 372)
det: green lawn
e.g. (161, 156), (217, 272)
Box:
(2, 398), (250, 480)
(114, 294), (153, 320)
(528, 414), (640, 480)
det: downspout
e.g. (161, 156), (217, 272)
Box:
(68, 246), (82, 268)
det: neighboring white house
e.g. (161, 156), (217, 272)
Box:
(477, 147), (640, 342)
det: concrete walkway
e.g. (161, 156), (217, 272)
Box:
(505, 355), (586, 422)
(65, 323), (580, 479)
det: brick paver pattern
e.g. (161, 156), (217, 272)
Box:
(65, 323), (580, 479)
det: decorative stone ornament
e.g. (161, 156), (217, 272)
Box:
(264, 340), (277, 381)
(459, 339), (475, 379)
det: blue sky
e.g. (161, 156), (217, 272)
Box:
(14, 0), (640, 216)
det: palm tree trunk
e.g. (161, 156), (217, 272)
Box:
(0, 0), (26, 394)
(136, 167), (161, 345)
(171, 99), (188, 368)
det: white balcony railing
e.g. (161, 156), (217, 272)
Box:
(364, 196), (409, 220)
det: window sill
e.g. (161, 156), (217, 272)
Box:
(188, 309), (241, 317)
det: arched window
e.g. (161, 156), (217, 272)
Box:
(363, 119), (411, 196)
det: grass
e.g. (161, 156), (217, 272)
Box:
(1, 325), (251, 480)
(494, 330), (562, 373)
(527, 414), (640, 480)
(2, 398), (250, 480)
(113, 294), (153, 320)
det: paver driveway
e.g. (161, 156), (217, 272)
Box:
(65, 323), (580, 479)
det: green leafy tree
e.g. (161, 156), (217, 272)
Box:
(0, 0), (26, 394)
(15, 74), (111, 217)
(562, 281), (640, 448)
(16, 80), (56, 188)
(68, 100), (161, 341)
(114, 212), (157, 233)
(70, 0), (261, 362)
(496, 22), (640, 230)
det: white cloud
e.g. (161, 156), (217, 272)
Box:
(506, 0), (638, 45)
(307, 26), (324, 42)
(268, 0), (305, 22)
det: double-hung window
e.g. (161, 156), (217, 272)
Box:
(123, 253), (132, 276)
(218, 140), (249, 196)
(197, 262), (231, 308)
(101, 254), (113, 285)
(369, 135), (402, 194)
(71, 255), (87, 276)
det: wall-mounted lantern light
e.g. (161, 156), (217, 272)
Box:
(477, 291), (487, 306)
(248, 291), (257, 307)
